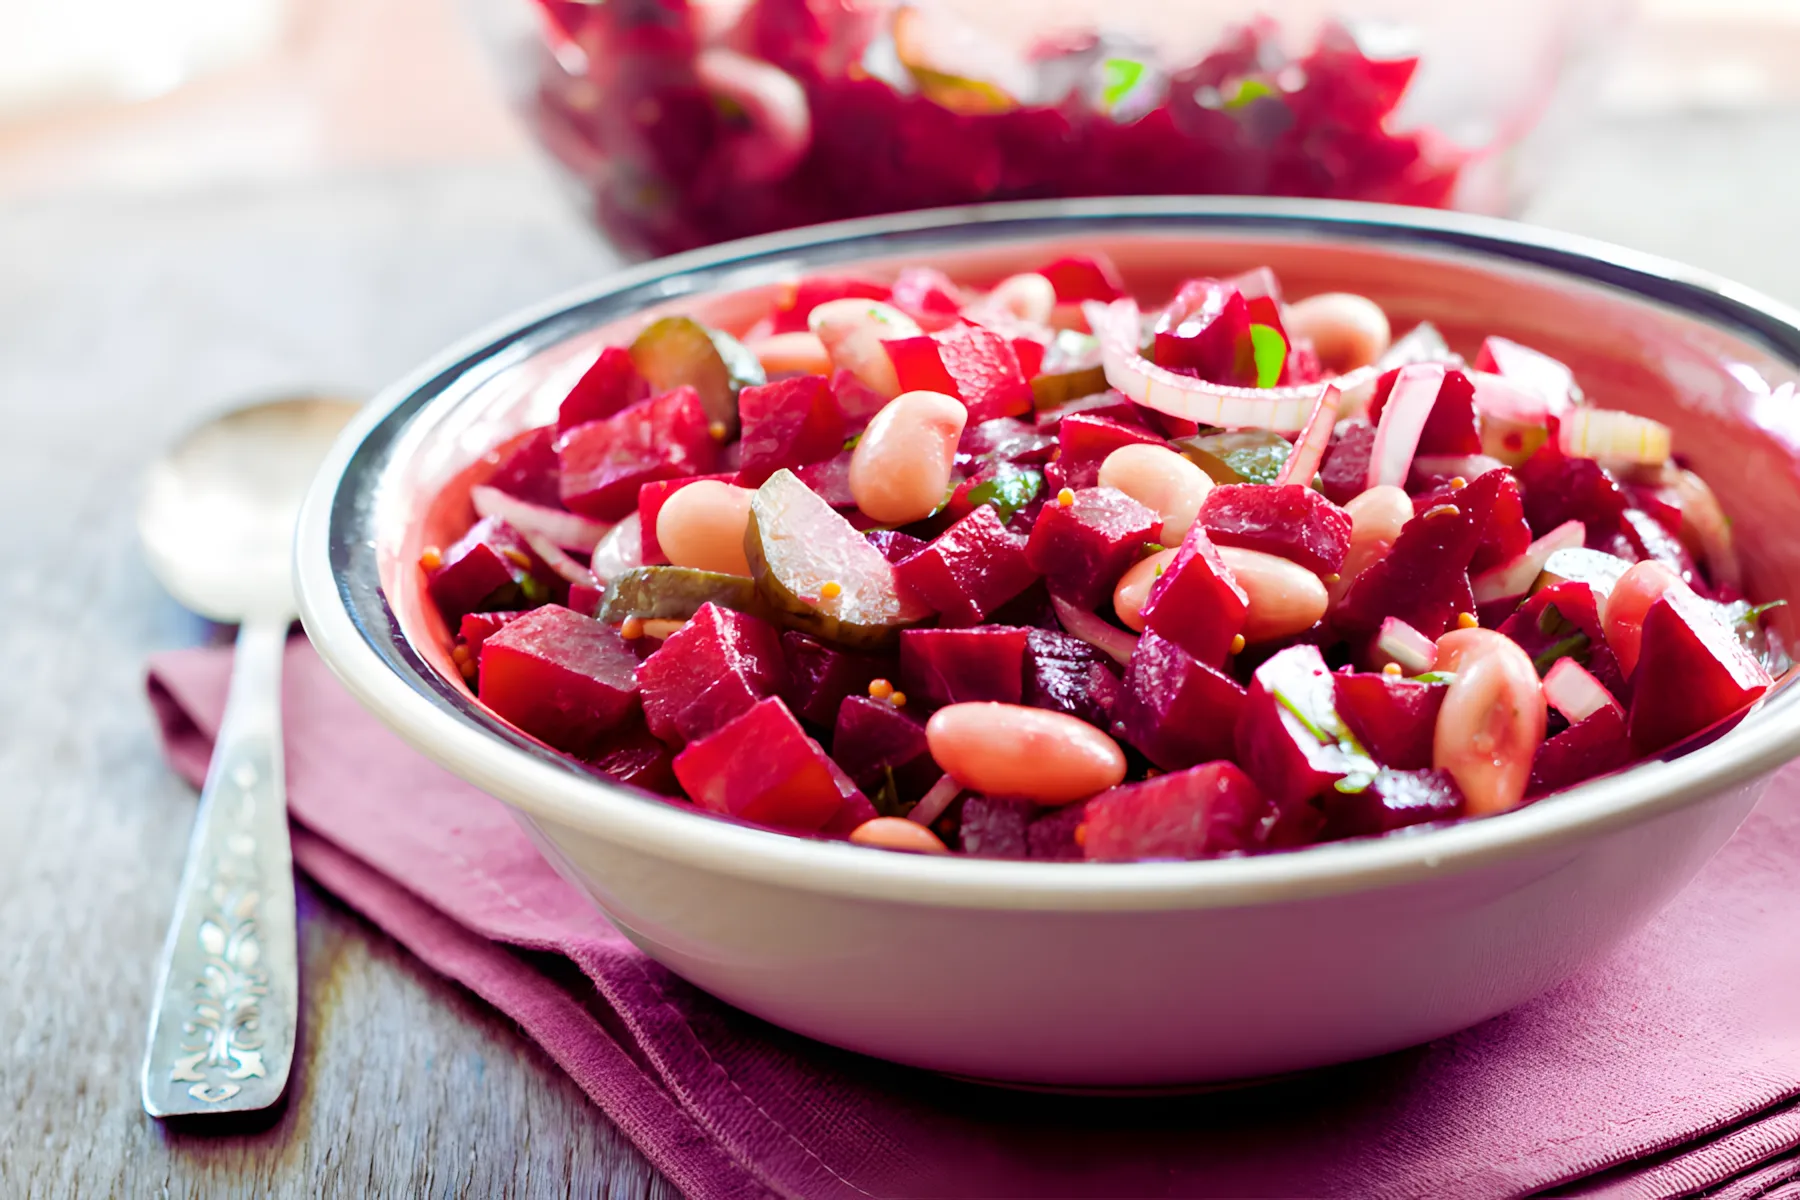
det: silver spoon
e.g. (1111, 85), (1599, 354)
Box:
(137, 395), (362, 1118)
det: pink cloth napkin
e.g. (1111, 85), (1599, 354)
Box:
(147, 640), (1800, 1200)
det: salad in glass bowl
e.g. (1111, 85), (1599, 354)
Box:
(415, 252), (1787, 863)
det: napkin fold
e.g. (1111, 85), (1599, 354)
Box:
(147, 640), (1800, 1200)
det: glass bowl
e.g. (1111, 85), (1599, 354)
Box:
(467, 0), (1623, 255)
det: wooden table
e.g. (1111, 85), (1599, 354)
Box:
(5, 111), (1800, 1196)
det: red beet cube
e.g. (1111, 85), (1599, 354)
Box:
(888, 266), (965, 326)
(959, 417), (1058, 465)
(1496, 581), (1629, 701)
(1368, 366), (1481, 457)
(866, 529), (928, 565)
(428, 516), (553, 620)
(958, 796), (1034, 858)
(672, 697), (851, 831)
(1628, 588), (1771, 754)
(1012, 337), (1046, 382)
(1082, 762), (1273, 861)
(1621, 507), (1705, 594)
(1333, 672), (1446, 770)
(896, 324), (1033, 422)
(478, 605), (640, 754)
(457, 610), (525, 654)
(559, 346), (650, 431)
(1024, 486), (1161, 609)
(1199, 484), (1354, 576)
(885, 334), (959, 398)
(1528, 705), (1634, 797)
(793, 451), (856, 508)
(1112, 632), (1247, 770)
(1474, 336), (1577, 417)
(1139, 522), (1248, 667)
(1320, 420), (1377, 506)
(1519, 444), (1628, 542)
(1028, 801), (1089, 860)
(1236, 644), (1364, 808)
(829, 368), (889, 433)
(1023, 628), (1122, 727)
(770, 275), (890, 334)
(898, 626), (1029, 707)
(733, 374), (846, 486)
(484, 428), (564, 508)
(636, 472), (736, 564)
(584, 716), (679, 795)
(638, 603), (787, 746)
(1033, 391), (1150, 433)
(819, 783), (880, 839)
(1052, 413), (1166, 491)
(1319, 769), (1464, 840)
(567, 583), (603, 618)
(1035, 253), (1125, 303)
(779, 630), (885, 728)
(830, 695), (935, 802)
(894, 505), (1039, 626)
(557, 386), (719, 520)
(1153, 279), (1254, 386)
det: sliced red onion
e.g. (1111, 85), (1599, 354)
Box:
(694, 49), (811, 185)
(521, 530), (597, 589)
(1559, 408), (1671, 465)
(471, 484), (609, 553)
(1367, 363), (1446, 489)
(907, 773), (962, 827)
(589, 512), (644, 586)
(1086, 299), (1382, 434)
(1468, 370), (1550, 425)
(1543, 658), (1621, 724)
(1374, 617), (1437, 674)
(1275, 384), (1340, 486)
(1471, 519), (1585, 605)
(1051, 594), (1138, 666)
(1672, 467), (1742, 592)
(1412, 453), (1507, 481)
(1340, 321), (1459, 416)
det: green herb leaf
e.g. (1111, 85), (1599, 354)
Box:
(1248, 324), (1287, 389)
(962, 468), (1044, 524)
(1743, 599), (1788, 623)
(1532, 632), (1590, 676)
(843, 432), (863, 452)
(1410, 671), (1459, 685)
(870, 766), (908, 819)
(1100, 58), (1146, 110)
(1224, 78), (1279, 110)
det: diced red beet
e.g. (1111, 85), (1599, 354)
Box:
(1024, 486), (1161, 609)
(1138, 522), (1248, 667)
(1527, 704), (1634, 797)
(1028, 801), (1089, 860)
(830, 695), (936, 802)
(484, 427), (564, 509)
(1320, 420), (1377, 506)
(959, 417), (1058, 465)
(636, 472), (736, 564)
(1036, 253), (1125, 303)
(1410, 469), (1532, 577)
(1367, 366), (1481, 457)
(865, 529), (928, 565)
(1012, 337), (1046, 382)
(1518, 443), (1628, 543)
(1051, 413), (1166, 491)
(894, 505), (1039, 626)
(819, 783), (881, 839)
(771, 276), (890, 334)
(1082, 762), (1273, 861)
(457, 610), (525, 654)
(888, 266), (965, 326)
(558, 386), (719, 519)
(1033, 390), (1149, 433)
(1198, 484), (1353, 576)
(1496, 580), (1630, 701)
(567, 582), (603, 618)
(1334, 469), (1509, 644)
(733, 374), (846, 486)
(779, 630), (885, 728)
(560, 346), (651, 431)
(1332, 672), (1446, 771)
(886, 334), (960, 397)
(672, 697), (850, 831)
(793, 451), (856, 508)
(1236, 644), (1364, 809)
(478, 606), (640, 754)
(958, 795), (1034, 858)
(1628, 588), (1771, 754)
(637, 603), (787, 746)
(898, 626), (1029, 707)
(1022, 628), (1122, 727)
(893, 323), (1035, 422)
(427, 515), (556, 620)
(1112, 632), (1247, 770)
(828, 368), (889, 433)
(1153, 279), (1254, 386)
(1319, 769), (1464, 840)
(1474, 336), (1578, 417)
(1620, 507), (1705, 594)
(584, 716), (679, 795)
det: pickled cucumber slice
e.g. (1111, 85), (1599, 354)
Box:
(598, 566), (766, 624)
(1174, 429), (1293, 486)
(629, 316), (765, 439)
(745, 469), (930, 649)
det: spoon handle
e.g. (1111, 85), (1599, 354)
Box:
(141, 617), (299, 1118)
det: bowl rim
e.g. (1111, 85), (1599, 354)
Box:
(295, 195), (1800, 913)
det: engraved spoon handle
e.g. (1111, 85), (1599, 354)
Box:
(141, 616), (298, 1117)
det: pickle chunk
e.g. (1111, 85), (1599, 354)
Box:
(746, 469), (930, 649)
(629, 316), (765, 439)
(1175, 429), (1293, 486)
(598, 566), (765, 624)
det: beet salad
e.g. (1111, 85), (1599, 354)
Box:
(416, 254), (1788, 862)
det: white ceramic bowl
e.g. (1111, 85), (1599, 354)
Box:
(296, 198), (1800, 1087)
